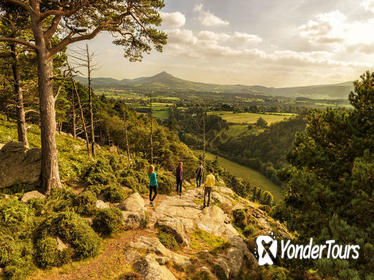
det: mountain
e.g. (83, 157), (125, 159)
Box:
(76, 71), (354, 99)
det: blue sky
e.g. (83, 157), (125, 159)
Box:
(70, 0), (374, 87)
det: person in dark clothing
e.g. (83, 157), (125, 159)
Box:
(148, 165), (158, 206)
(176, 162), (183, 195)
(195, 162), (204, 188)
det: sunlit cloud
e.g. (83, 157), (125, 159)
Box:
(194, 4), (229, 27)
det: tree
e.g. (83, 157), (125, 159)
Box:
(283, 73), (374, 277)
(0, 0), (167, 194)
(256, 117), (268, 128)
(0, 5), (32, 147)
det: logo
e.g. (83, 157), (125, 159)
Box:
(256, 234), (278, 266)
(255, 233), (360, 266)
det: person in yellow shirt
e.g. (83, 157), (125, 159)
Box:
(203, 168), (215, 209)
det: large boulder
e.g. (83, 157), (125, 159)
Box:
(0, 142), (41, 188)
(155, 217), (189, 246)
(133, 254), (177, 280)
(118, 192), (144, 212)
(122, 210), (147, 230)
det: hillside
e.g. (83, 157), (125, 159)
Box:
(76, 72), (354, 99)
(0, 116), (292, 280)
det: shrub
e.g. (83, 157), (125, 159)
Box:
(102, 185), (126, 203)
(260, 191), (274, 206)
(243, 224), (256, 237)
(48, 187), (76, 212)
(85, 159), (116, 185)
(233, 209), (247, 229)
(35, 212), (101, 260)
(34, 236), (71, 268)
(0, 235), (18, 266)
(213, 265), (228, 280)
(0, 198), (33, 236)
(92, 208), (123, 236)
(75, 191), (97, 216)
(157, 230), (179, 250)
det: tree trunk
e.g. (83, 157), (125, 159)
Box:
(150, 93), (154, 164)
(30, 3), (61, 194)
(72, 79), (90, 156)
(123, 111), (130, 161)
(86, 44), (96, 157)
(71, 88), (77, 138)
(10, 43), (28, 147)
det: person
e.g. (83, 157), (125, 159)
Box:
(176, 162), (183, 195)
(203, 168), (215, 209)
(148, 165), (158, 206)
(195, 162), (204, 188)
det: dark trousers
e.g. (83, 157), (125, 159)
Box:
(176, 178), (182, 193)
(196, 176), (202, 188)
(149, 186), (157, 202)
(204, 187), (212, 207)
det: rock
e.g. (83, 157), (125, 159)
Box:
(56, 237), (68, 251)
(155, 217), (189, 245)
(133, 254), (177, 280)
(21, 190), (45, 202)
(118, 192), (145, 212)
(124, 249), (142, 263)
(129, 236), (190, 267)
(96, 200), (110, 209)
(197, 206), (227, 235)
(218, 186), (235, 196)
(0, 142), (41, 188)
(122, 210), (147, 230)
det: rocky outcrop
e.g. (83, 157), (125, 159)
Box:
(118, 192), (144, 212)
(0, 142), (41, 188)
(96, 200), (110, 209)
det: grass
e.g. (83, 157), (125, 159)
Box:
(190, 229), (228, 252)
(202, 151), (283, 202)
(208, 111), (296, 125)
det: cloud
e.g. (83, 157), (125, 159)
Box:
(362, 0), (374, 13)
(194, 4), (229, 27)
(197, 30), (230, 41)
(232, 32), (263, 44)
(160, 11), (186, 28)
(299, 10), (346, 45)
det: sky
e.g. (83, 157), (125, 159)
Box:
(70, 0), (374, 87)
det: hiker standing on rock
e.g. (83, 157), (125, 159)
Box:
(203, 168), (215, 209)
(148, 165), (158, 206)
(195, 162), (204, 188)
(176, 162), (183, 196)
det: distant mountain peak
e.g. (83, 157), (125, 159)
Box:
(153, 71), (175, 78)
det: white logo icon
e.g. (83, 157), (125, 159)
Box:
(256, 235), (278, 266)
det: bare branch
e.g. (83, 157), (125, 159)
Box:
(3, 0), (37, 15)
(0, 37), (38, 51)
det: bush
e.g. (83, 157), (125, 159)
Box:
(243, 224), (256, 237)
(48, 187), (76, 212)
(35, 212), (101, 260)
(85, 159), (117, 185)
(0, 235), (18, 266)
(34, 236), (71, 268)
(92, 208), (123, 236)
(158, 230), (179, 250)
(75, 191), (97, 216)
(233, 209), (247, 229)
(102, 185), (126, 203)
(0, 198), (33, 236)
(260, 191), (274, 206)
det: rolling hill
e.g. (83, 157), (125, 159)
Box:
(76, 71), (354, 99)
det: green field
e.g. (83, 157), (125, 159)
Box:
(197, 151), (284, 202)
(209, 111), (296, 125)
